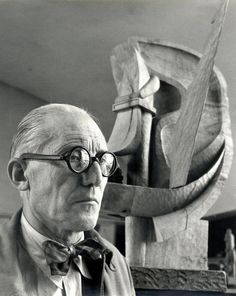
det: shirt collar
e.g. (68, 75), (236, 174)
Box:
(20, 213), (92, 289)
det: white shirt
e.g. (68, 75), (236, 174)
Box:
(21, 214), (92, 296)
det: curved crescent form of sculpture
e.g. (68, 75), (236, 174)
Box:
(102, 0), (233, 243)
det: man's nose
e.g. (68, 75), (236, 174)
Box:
(80, 161), (104, 186)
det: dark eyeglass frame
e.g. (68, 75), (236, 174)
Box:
(19, 146), (118, 177)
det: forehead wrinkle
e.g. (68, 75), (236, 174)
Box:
(50, 134), (107, 155)
(54, 137), (89, 153)
(44, 113), (107, 153)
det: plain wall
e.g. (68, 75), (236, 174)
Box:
(0, 82), (46, 215)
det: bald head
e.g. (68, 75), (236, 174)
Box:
(10, 103), (105, 158)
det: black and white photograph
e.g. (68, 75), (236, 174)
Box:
(0, 0), (236, 295)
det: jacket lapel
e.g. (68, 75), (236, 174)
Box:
(0, 209), (41, 296)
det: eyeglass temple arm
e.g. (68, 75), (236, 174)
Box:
(19, 153), (64, 161)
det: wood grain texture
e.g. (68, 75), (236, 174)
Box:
(102, 148), (223, 219)
(131, 267), (227, 292)
(169, 0), (228, 188)
(133, 38), (233, 247)
(106, 1), (233, 270)
(145, 220), (209, 270)
(108, 43), (157, 155)
(107, 40), (158, 266)
(125, 50), (154, 267)
(151, 71), (233, 243)
(108, 107), (142, 155)
(108, 42), (142, 155)
(136, 39), (229, 188)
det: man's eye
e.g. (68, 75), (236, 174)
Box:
(70, 155), (81, 162)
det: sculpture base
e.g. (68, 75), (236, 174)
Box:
(131, 267), (227, 293)
(127, 219), (209, 270)
(136, 290), (228, 296)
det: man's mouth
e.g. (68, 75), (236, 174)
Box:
(79, 198), (98, 203)
(72, 197), (99, 205)
(70, 186), (101, 205)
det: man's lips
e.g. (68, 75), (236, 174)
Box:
(70, 186), (101, 204)
(71, 197), (99, 205)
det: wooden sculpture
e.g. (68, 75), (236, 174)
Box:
(101, 0), (233, 292)
(225, 229), (236, 277)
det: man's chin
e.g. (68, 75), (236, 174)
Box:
(71, 214), (99, 232)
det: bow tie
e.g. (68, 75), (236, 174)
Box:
(42, 237), (112, 276)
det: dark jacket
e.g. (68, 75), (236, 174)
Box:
(0, 210), (135, 296)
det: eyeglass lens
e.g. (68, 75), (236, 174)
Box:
(69, 147), (115, 177)
(69, 148), (90, 173)
(99, 153), (115, 177)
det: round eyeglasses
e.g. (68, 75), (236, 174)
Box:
(19, 146), (118, 177)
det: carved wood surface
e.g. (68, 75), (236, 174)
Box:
(108, 44), (158, 156)
(131, 267), (227, 292)
(107, 42), (159, 265)
(108, 43), (142, 155)
(102, 147), (223, 218)
(169, 0), (228, 188)
(108, 108), (142, 155)
(108, 44), (232, 244)
(128, 36), (233, 245)
(135, 37), (230, 185)
(104, 0), (233, 269)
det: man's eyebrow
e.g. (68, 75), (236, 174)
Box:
(56, 146), (107, 156)
(54, 139), (89, 154)
(54, 145), (76, 154)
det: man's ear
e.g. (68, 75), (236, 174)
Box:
(7, 158), (29, 191)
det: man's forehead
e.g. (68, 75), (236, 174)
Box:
(60, 133), (107, 151)
(43, 109), (107, 151)
(44, 133), (107, 155)
(52, 109), (100, 130)
(52, 129), (107, 150)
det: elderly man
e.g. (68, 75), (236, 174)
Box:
(0, 104), (135, 296)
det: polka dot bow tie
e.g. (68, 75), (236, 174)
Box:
(42, 238), (112, 276)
